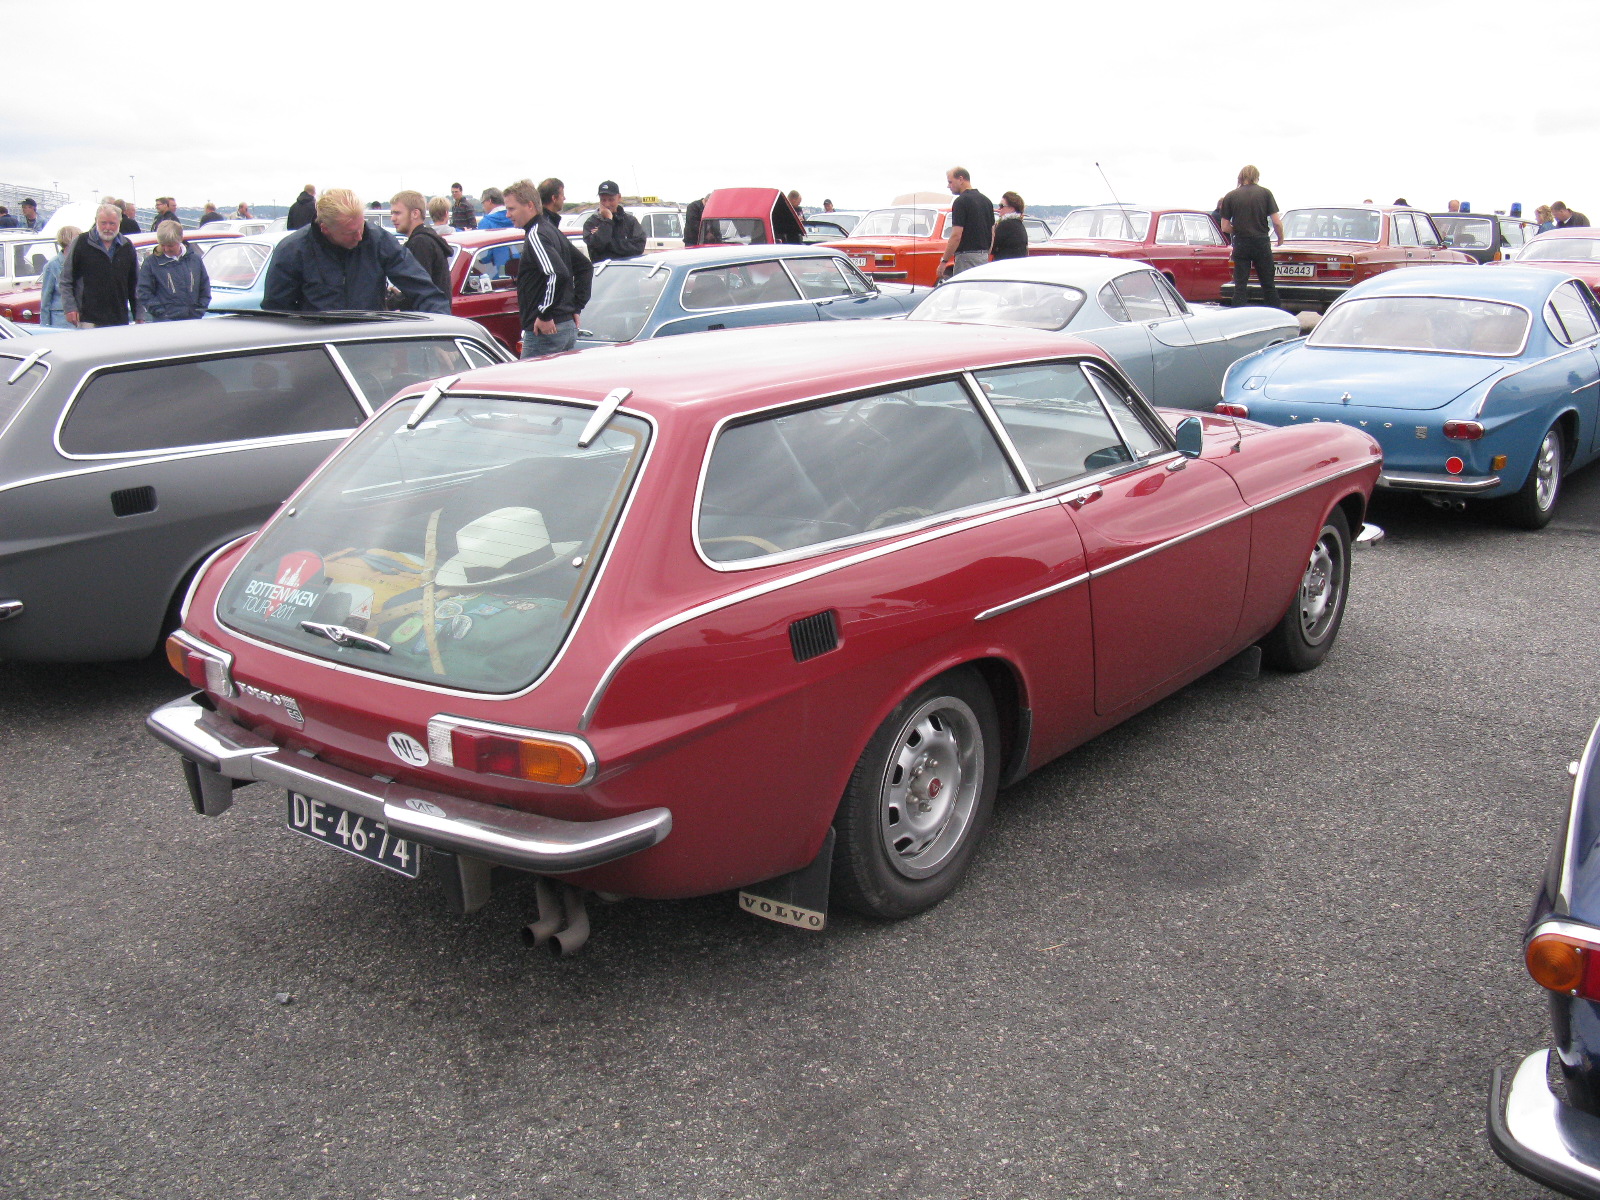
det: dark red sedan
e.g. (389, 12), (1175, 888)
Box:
(147, 321), (1379, 950)
(1029, 205), (1236, 302)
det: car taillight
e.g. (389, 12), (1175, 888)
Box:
(1216, 402), (1250, 418)
(1527, 929), (1600, 999)
(875, 253), (895, 266)
(427, 716), (594, 786)
(1444, 420), (1484, 440)
(165, 632), (236, 696)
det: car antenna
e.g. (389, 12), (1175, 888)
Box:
(1095, 162), (1135, 240)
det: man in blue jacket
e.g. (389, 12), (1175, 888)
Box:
(263, 188), (448, 314)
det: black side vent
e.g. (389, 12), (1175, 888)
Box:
(110, 486), (157, 517)
(789, 610), (839, 663)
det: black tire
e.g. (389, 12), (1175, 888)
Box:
(1260, 507), (1351, 672)
(1499, 424), (1563, 530)
(831, 668), (1000, 919)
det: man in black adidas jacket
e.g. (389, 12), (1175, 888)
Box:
(505, 177), (592, 358)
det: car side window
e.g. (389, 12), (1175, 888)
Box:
(698, 379), (1023, 561)
(468, 245), (519, 291)
(1549, 283), (1599, 344)
(1023, 218), (1052, 243)
(1155, 214), (1186, 245)
(784, 257), (853, 299)
(1153, 273), (1190, 315)
(682, 261), (802, 310)
(1084, 365), (1168, 458)
(1415, 217), (1442, 248)
(974, 361), (1135, 487)
(331, 338), (488, 408)
(1112, 271), (1175, 320)
(1499, 219), (1525, 248)
(1098, 282), (1130, 322)
(836, 259), (876, 294)
(1182, 213), (1224, 246)
(60, 347), (365, 456)
(1392, 214), (1418, 247)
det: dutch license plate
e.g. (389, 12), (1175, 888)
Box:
(1276, 262), (1315, 277)
(287, 792), (420, 878)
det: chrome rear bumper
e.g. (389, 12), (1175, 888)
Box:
(1379, 469), (1502, 494)
(145, 694), (671, 875)
(1489, 1049), (1600, 1199)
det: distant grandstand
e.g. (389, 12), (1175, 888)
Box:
(0, 183), (73, 224)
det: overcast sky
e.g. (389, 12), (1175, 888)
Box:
(10, 1), (1595, 219)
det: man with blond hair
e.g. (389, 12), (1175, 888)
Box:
(60, 203), (139, 327)
(505, 177), (590, 357)
(264, 188), (448, 314)
(1217, 164), (1283, 308)
(391, 189), (451, 297)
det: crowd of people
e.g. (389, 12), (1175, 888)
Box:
(23, 168), (1592, 341)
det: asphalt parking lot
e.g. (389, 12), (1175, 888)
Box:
(4, 471), (1599, 1200)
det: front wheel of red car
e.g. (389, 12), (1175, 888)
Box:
(1260, 508), (1351, 672)
(1499, 424), (1563, 530)
(831, 668), (1000, 919)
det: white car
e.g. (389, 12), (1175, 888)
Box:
(0, 231), (57, 293)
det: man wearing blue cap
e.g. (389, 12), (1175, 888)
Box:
(582, 181), (646, 263)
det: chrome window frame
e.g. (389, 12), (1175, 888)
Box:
(1153, 213), (1187, 245)
(835, 258), (878, 295)
(1307, 293), (1535, 358)
(779, 255), (853, 301)
(1111, 269), (1178, 321)
(677, 259), (804, 313)
(1181, 212), (1225, 247)
(1083, 362), (1172, 457)
(213, 388), (660, 703)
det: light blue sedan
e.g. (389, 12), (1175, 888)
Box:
(1218, 265), (1600, 528)
(200, 230), (294, 313)
(907, 256), (1300, 410)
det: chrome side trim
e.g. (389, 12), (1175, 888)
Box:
(145, 695), (669, 874)
(975, 572), (1090, 620)
(179, 534), (253, 622)
(1379, 470), (1502, 493)
(1555, 715), (1600, 912)
(0, 599), (23, 621)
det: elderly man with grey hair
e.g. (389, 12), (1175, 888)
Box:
(136, 221), (211, 322)
(264, 187), (449, 314)
(60, 203), (139, 327)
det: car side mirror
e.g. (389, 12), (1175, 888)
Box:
(1175, 416), (1204, 458)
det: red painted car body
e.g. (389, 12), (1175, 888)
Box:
(1501, 227), (1600, 292)
(147, 321), (1379, 933)
(444, 227), (526, 354)
(693, 188), (807, 247)
(0, 229), (240, 323)
(1222, 205), (1475, 310)
(1030, 206), (1235, 303)
(826, 204), (955, 288)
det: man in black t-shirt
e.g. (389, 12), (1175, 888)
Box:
(939, 166), (994, 279)
(1217, 164), (1284, 308)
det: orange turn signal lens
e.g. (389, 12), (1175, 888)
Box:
(1528, 934), (1588, 994)
(448, 728), (591, 786)
(1493, 455), (1508, 470)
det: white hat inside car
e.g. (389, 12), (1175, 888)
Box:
(435, 507), (577, 588)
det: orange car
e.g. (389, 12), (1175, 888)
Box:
(825, 194), (956, 288)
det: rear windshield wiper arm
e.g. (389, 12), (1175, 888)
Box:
(300, 622), (392, 653)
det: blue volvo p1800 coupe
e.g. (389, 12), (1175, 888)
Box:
(1217, 265), (1600, 528)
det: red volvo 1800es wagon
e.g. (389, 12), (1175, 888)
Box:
(147, 321), (1380, 951)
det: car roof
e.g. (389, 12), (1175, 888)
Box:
(0, 311), (493, 367)
(1530, 227), (1598, 241)
(944, 255), (1151, 289)
(446, 320), (1103, 419)
(1343, 263), (1571, 304)
(601, 244), (857, 268)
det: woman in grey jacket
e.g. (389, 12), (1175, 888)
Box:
(39, 226), (80, 328)
(136, 221), (211, 321)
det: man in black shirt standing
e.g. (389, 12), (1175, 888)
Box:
(939, 166), (994, 279)
(1217, 164), (1284, 308)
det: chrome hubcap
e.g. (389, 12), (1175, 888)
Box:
(879, 696), (982, 879)
(1298, 527), (1345, 645)
(1535, 431), (1560, 511)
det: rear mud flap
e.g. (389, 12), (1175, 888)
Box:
(739, 828), (834, 931)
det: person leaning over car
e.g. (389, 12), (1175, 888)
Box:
(991, 192), (1029, 260)
(60, 203), (139, 328)
(582, 180), (646, 262)
(390, 189), (451, 298)
(1218, 164), (1283, 308)
(263, 187), (449, 314)
(504, 176), (591, 359)
(39, 226), (80, 328)
(940, 166), (995, 277)
(136, 220), (211, 322)
(1552, 201), (1590, 229)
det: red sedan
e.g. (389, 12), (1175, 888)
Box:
(1030, 205), (1235, 302)
(444, 227), (526, 354)
(147, 321), (1379, 950)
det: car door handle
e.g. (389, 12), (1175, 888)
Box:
(1063, 485), (1103, 509)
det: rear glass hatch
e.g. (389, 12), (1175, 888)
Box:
(217, 391), (650, 693)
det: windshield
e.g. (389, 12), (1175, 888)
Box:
(1283, 208), (1381, 242)
(1051, 208), (1151, 241)
(1434, 216), (1495, 250)
(582, 262), (672, 341)
(218, 395), (650, 692)
(909, 280), (1087, 331)
(5, 239), (54, 279)
(848, 208), (940, 239)
(1520, 237), (1600, 262)
(203, 242), (271, 288)
(1310, 296), (1529, 356)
